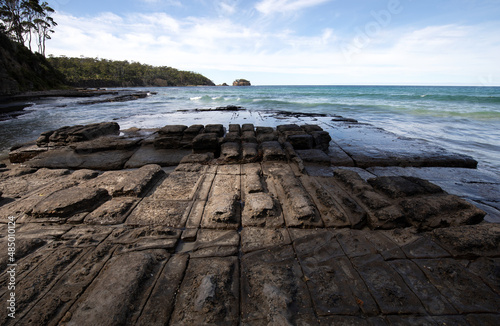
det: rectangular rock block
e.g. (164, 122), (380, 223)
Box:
(64, 251), (159, 326)
(261, 141), (286, 161)
(242, 192), (284, 228)
(351, 255), (426, 315)
(388, 259), (457, 315)
(153, 171), (203, 200)
(85, 164), (165, 197)
(126, 199), (190, 227)
(84, 197), (138, 225)
(414, 258), (500, 313)
(170, 256), (239, 326)
(30, 186), (110, 218)
(241, 227), (290, 253)
(136, 254), (189, 326)
(272, 173), (322, 227)
(241, 245), (316, 324)
(201, 174), (241, 229)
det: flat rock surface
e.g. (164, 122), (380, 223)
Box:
(1, 123), (499, 325)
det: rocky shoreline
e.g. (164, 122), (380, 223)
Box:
(0, 89), (155, 121)
(0, 120), (499, 325)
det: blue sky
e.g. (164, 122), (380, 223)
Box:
(45, 0), (500, 85)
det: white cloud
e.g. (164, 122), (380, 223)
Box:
(255, 0), (332, 15)
(218, 1), (236, 15)
(47, 10), (500, 85)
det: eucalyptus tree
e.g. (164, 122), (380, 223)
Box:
(0, 0), (56, 55)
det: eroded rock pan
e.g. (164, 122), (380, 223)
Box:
(1, 122), (499, 325)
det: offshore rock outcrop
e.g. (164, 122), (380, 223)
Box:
(233, 79), (251, 86)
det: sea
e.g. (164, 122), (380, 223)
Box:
(1, 85), (499, 174)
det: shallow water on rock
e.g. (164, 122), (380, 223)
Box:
(1, 85), (499, 173)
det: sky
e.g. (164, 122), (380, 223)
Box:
(44, 0), (500, 86)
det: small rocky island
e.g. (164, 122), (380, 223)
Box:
(233, 79), (251, 86)
(1, 119), (499, 325)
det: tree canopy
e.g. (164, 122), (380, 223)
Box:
(0, 0), (56, 56)
(48, 56), (215, 87)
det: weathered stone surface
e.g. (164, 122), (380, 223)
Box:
(28, 147), (134, 170)
(0, 167), (70, 198)
(37, 122), (120, 146)
(242, 130), (257, 143)
(192, 133), (219, 152)
(389, 259), (457, 315)
(16, 242), (115, 326)
(241, 227), (290, 253)
(228, 124), (241, 133)
(400, 194), (486, 229)
(203, 124), (224, 137)
(153, 171), (202, 200)
(362, 231), (405, 260)
(351, 255), (426, 314)
(65, 251), (161, 326)
(467, 257), (500, 295)
(329, 143), (355, 166)
(86, 164), (165, 197)
(242, 123), (254, 132)
(335, 229), (379, 258)
(276, 124), (302, 133)
(401, 236), (450, 258)
(71, 136), (140, 153)
(270, 171), (322, 227)
(184, 124), (204, 135)
(158, 124), (187, 135)
(241, 245), (316, 324)
(0, 245), (84, 324)
(223, 131), (241, 143)
(310, 131), (332, 151)
(293, 231), (379, 317)
(84, 197), (137, 225)
(136, 254), (188, 326)
(432, 224), (500, 257)
(9, 144), (48, 163)
(297, 149), (331, 164)
(125, 145), (191, 168)
(220, 142), (241, 161)
(170, 256), (239, 326)
(30, 186), (109, 218)
(242, 142), (259, 161)
(201, 173), (241, 229)
(153, 135), (183, 149)
(1, 122), (499, 324)
(261, 141), (286, 161)
(242, 192), (283, 227)
(203, 193), (240, 227)
(300, 176), (355, 228)
(243, 173), (264, 194)
(415, 258), (500, 313)
(288, 134), (314, 149)
(126, 199), (189, 227)
(301, 124), (323, 133)
(368, 176), (444, 198)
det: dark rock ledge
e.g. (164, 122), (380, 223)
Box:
(0, 121), (499, 325)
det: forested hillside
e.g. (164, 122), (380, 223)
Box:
(48, 56), (215, 87)
(0, 31), (66, 95)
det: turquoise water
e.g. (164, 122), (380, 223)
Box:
(1, 85), (499, 173)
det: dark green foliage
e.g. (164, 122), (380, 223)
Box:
(0, 30), (66, 94)
(47, 56), (215, 87)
